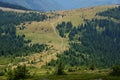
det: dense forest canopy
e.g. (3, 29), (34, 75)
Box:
(0, 10), (48, 56)
(49, 6), (120, 68)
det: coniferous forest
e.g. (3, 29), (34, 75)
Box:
(49, 6), (120, 68)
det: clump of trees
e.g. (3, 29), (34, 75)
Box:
(56, 22), (72, 37)
(7, 64), (29, 80)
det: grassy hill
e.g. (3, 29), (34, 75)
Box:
(56, 5), (118, 26)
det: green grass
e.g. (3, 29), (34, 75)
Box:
(27, 71), (120, 80)
(0, 56), (11, 65)
(0, 68), (120, 80)
(0, 76), (7, 80)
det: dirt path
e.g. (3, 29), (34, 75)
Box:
(51, 16), (64, 51)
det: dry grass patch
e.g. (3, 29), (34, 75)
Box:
(56, 5), (118, 26)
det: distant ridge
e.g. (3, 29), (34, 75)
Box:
(0, 1), (29, 10)
(0, 0), (120, 11)
(0, 0), (63, 11)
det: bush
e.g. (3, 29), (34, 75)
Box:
(110, 65), (120, 76)
(7, 64), (30, 80)
(0, 71), (4, 76)
(7, 70), (14, 80)
(68, 68), (76, 72)
(55, 62), (65, 75)
(89, 64), (96, 71)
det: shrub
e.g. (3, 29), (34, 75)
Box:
(0, 71), (4, 76)
(7, 70), (14, 80)
(110, 65), (120, 76)
(89, 64), (96, 71)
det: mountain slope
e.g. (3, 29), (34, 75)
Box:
(16, 5), (118, 68)
(0, 4), (119, 70)
(0, 1), (29, 10)
(48, 5), (120, 68)
(0, 0), (120, 11)
(0, 0), (63, 11)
